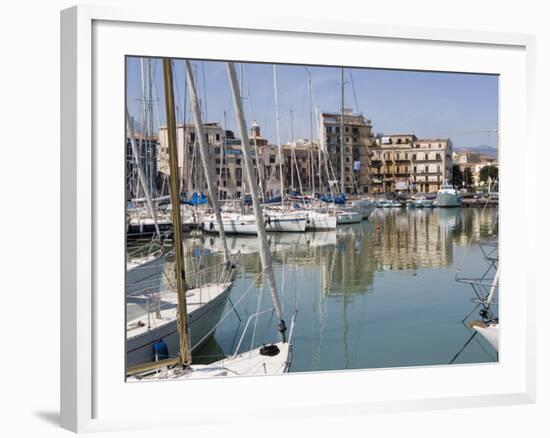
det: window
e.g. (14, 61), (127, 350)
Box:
(326, 126), (332, 134)
(215, 158), (221, 164)
(335, 126), (340, 133)
(214, 147), (220, 154)
(425, 166), (428, 173)
(236, 159), (241, 165)
(216, 133), (220, 142)
(397, 138), (402, 144)
(413, 154), (416, 160)
(236, 168), (242, 178)
(414, 166), (417, 173)
(346, 157), (350, 162)
(190, 132), (195, 143)
(345, 126), (349, 133)
(436, 153), (441, 160)
(216, 167), (220, 175)
(353, 137), (358, 143)
(269, 155), (276, 164)
(346, 137), (349, 143)
(352, 127), (359, 135)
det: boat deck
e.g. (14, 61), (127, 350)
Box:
(127, 282), (232, 339)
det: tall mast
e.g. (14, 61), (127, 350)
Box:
(290, 110), (294, 191)
(340, 68), (345, 194)
(126, 109), (161, 238)
(163, 59), (191, 366)
(290, 110), (305, 205)
(227, 62), (285, 332)
(273, 65), (285, 207)
(180, 64), (188, 194)
(184, 60), (230, 263)
(307, 69), (316, 196)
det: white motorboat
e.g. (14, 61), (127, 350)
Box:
(434, 183), (462, 207)
(127, 281), (233, 368)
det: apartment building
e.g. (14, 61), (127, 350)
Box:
(320, 110), (373, 194)
(370, 134), (453, 193)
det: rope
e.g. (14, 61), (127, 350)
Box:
(449, 331), (477, 364)
(190, 278), (256, 351)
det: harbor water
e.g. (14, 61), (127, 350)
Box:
(130, 207), (499, 373)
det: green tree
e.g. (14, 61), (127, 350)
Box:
(463, 167), (474, 187)
(479, 165), (498, 183)
(451, 164), (463, 187)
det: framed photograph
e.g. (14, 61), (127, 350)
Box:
(61, 5), (536, 432)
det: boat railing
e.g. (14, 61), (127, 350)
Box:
(231, 308), (276, 358)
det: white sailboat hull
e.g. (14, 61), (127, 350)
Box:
(126, 253), (165, 295)
(266, 215), (307, 232)
(306, 212), (337, 230)
(204, 213), (307, 234)
(128, 341), (292, 380)
(126, 282), (232, 367)
(472, 321), (499, 351)
(207, 217), (258, 235)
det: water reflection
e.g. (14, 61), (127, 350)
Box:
(128, 207), (499, 371)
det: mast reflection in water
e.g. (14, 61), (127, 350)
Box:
(154, 208), (499, 371)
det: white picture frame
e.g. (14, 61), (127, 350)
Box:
(60, 4), (536, 433)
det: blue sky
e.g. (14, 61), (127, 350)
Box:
(126, 57), (498, 149)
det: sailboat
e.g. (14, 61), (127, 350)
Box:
(469, 319), (499, 351)
(127, 60), (295, 380)
(126, 59), (238, 369)
(450, 239), (499, 363)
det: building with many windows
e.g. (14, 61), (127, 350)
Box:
(320, 110), (374, 194)
(369, 134), (453, 193)
(158, 121), (287, 200)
